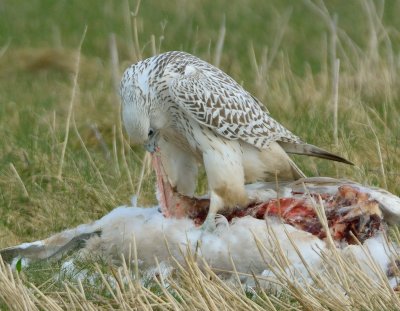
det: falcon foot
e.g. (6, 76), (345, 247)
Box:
(198, 214), (217, 232)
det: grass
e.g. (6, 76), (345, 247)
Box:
(0, 0), (400, 309)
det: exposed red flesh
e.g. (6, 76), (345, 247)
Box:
(151, 153), (382, 244)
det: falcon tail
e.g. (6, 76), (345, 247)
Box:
(278, 142), (354, 165)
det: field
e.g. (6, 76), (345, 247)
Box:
(1, 0), (400, 309)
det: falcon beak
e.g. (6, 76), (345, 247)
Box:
(144, 131), (160, 154)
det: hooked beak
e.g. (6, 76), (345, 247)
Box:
(144, 131), (160, 154)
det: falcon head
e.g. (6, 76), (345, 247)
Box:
(122, 109), (159, 154)
(121, 99), (156, 148)
(120, 65), (161, 153)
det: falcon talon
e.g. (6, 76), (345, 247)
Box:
(199, 218), (217, 233)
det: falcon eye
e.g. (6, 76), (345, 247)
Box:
(148, 128), (154, 137)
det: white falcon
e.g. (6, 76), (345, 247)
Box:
(120, 51), (352, 230)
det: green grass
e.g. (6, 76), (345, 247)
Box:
(0, 0), (400, 309)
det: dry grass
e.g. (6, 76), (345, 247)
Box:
(1, 227), (400, 310)
(1, 0), (400, 309)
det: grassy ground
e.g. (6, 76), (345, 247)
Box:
(0, 0), (400, 309)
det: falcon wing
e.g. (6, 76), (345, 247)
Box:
(169, 61), (301, 149)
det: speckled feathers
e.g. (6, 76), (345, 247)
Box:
(120, 51), (302, 150)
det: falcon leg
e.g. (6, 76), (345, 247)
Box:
(199, 140), (248, 231)
(200, 191), (224, 232)
(157, 136), (198, 197)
